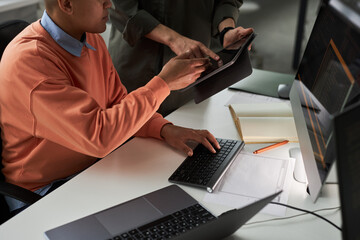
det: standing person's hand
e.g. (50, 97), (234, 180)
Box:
(169, 34), (220, 61)
(158, 51), (209, 91)
(222, 27), (254, 49)
(160, 124), (220, 156)
(145, 24), (220, 61)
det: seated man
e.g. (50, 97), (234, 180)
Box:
(0, 0), (220, 214)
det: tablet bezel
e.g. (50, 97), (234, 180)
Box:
(180, 32), (256, 92)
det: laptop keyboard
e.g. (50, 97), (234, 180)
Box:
(109, 203), (216, 240)
(168, 138), (244, 192)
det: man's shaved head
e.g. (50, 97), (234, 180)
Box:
(44, 0), (58, 13)
(41, 0), (112, 40)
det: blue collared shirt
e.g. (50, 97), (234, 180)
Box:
(40, 10), (96, 57)
(5, 11), (93, 212)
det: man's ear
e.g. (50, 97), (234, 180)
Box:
(57, 0), (73, 15)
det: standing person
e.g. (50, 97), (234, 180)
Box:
(109, 0), (253, 116)
(0, 0), (220, 215)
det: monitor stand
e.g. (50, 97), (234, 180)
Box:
(289, 147), (307, 183)
(289, 147), (338, 199)
(277, 83), (292, 99)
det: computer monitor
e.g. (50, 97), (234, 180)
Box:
(334, 101), (360, 240)
(289, 0), (360, 202)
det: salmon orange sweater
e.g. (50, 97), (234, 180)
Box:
(0, 20), (171, 191)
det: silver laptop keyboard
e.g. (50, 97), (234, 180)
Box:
(108, 203), (216, 240)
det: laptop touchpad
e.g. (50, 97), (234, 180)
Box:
(95, 197), (162, 235)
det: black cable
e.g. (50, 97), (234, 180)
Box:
(267, 202), (342, 231)
(245, 206), (341, 227)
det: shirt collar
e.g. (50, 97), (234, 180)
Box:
(40, 10), (96, 57)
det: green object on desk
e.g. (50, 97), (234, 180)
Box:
(229, 68), (294, 98)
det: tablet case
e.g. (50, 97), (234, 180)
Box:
(181, 33), (255, 93)
(193, 49), (253, 103)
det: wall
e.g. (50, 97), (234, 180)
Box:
(0, 0), (40, 23)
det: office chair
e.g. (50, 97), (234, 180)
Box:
(0, 19), (41, 225)
(0, 19), (29, 60)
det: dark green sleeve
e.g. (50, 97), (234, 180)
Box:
(110, 0), (160, 47)
(212, 0), (243, 37)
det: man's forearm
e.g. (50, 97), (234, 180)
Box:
(145, 23), (180, 47)
(218, 18), (236, 32)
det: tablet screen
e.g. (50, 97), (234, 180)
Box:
(181, 32), (256, 91)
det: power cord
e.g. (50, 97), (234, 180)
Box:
(245, 203), (342, 231)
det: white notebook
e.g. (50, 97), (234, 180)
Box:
(228, 102), (298, 143)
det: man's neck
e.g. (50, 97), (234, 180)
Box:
(47, 10), (83, 41)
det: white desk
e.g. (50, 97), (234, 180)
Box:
(0, 80), (341, 239)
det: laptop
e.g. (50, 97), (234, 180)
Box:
(334, 102), (360, 240)
(44, 185), (280, 240)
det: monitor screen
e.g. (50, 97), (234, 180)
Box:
(289, 0), (360, 202)
(334, 102), (360, 240)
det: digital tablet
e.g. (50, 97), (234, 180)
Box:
(193, 48), (253, 103)
(180, 32), (256, 92)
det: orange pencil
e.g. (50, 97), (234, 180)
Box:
(253, 140), (289, 154)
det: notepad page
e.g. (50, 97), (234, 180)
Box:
(230, 102), (293, 117)
(238, 117), (298, 143)
(203, 152), (294, 216)
(228, 102), (298, 143)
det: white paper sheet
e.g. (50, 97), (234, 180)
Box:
(225, 91), (288, 106)
(204, 152), (294, 216)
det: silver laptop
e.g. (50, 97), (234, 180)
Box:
(44, 185), (280, 240)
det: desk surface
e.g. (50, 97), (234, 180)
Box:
(0, 71), (342, 240)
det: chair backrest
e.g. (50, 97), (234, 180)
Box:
(0, 18), (29, 184)
(0, 19), (29, 180)
(0, 129), (11, 224)
(0, 19), (29, 60)
(0, 19), (29, 224)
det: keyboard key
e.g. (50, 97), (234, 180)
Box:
(169, 138), (244, 192)
(111, 204), (216, 240)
